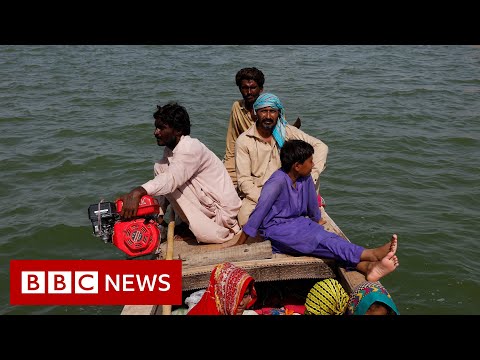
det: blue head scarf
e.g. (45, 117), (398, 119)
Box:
(346, 281), (399, 315)
(253, 93), (288, 148)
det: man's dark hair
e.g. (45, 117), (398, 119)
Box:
(235, 67), (265, 88)
(280, 140), (314, 172)
(153, 102), (191, 136)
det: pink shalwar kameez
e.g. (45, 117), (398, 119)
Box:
(142, 135), (241, 244)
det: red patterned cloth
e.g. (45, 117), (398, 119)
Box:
(285, 304), (306, 314)
(187, 262), (257, 315)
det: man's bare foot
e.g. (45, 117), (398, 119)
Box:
(173, 222), (196, 242)
(173, 234), (196, 242)
(232, 230), (244, 245)
(366, 251), (400, 282)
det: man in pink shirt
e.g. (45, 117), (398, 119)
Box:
(118, 102), (242, 244)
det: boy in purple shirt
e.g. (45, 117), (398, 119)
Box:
(237, 139), (399, 282)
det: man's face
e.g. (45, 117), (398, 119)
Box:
(239, 79), (263, 106)
(154, 119), (177, 149)
(256, 106), (279, 132)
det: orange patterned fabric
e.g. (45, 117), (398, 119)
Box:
(187, 262), (257, 315)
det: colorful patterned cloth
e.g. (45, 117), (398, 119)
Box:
(253, 93), (288, 148)
(346, 281), (399, 315)
(254, 306), (303, 315)
(304, 279), (349, 315)
(187, 262), (257, 315)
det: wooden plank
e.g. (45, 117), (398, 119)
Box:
(181, 240), (272, 268)
(157, 231), (246, 259)
(337, 267), (366, 294)
(121, 304), (157, 315)
(321, 208), (367, 293)
(181, 256), (336, 291)
(161, 217), (176, 315)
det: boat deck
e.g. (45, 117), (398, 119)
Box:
(121, 208), (367, 315)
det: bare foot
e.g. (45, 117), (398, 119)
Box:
(366, 251), (399, 282)
(181, 231), (242, 252)
(370, 234), (399, 261)
(390, 234), (398, 254)
(173, 234), (196, 242)
(173, 223), (196, 242)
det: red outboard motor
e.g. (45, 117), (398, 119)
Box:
(88, 195), (161, 257)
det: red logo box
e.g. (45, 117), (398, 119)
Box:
(10, 260), (182, 305)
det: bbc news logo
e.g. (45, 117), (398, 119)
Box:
(10, 260), (182, 305)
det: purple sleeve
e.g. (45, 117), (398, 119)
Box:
(242, 178), (283, 237)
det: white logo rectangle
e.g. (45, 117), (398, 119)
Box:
(21, 271), (99, 294)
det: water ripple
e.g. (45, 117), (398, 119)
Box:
(1, 45), (479, 315)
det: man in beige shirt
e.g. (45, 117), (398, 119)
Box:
(223, 67), (301, 188)
(235, 93), (328, 226)
(118, 102), (242, 244)
(223, 67), (265, 188)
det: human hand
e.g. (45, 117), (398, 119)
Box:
(156, 215), (167, 227)
(116, 186), (147, 220)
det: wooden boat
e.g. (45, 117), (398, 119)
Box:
(120, 206), (368, 315)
